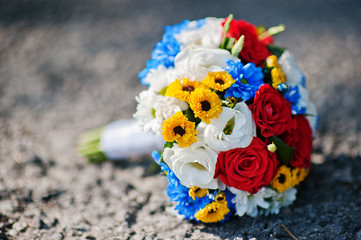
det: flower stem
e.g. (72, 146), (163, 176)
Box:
(77, 127), (108, 163)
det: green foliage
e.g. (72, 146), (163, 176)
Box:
(267, 45), (286, 59)
(269, 135), (295, 165)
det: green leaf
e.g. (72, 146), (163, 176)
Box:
(159, 86), (168, 96)
(267, 45), (287, 59)
(262, 66), (274, 84)
(185, 108), (201, 127)
(163, 141), (175, 149)
(231, 35), (244, 57)
(269, 135), (295, 165)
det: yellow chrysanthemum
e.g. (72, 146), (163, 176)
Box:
(266, 55), (280, 68)
(292, 167), (310, 186)
(271, 165), (294, 193)
(188, 186), (208, 200)
(195, 202), (230, 223)
(271, 67), (286, 89)
(165, 78), (205, 102)
(202, 71), (235, 91)
(161, 112), (198, 148)
(189, 88), (222, 124)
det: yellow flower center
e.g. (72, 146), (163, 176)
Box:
(215, 79), (225, 85)
(182, 85), (195, 92)
(278, 174), (286, 184)
(201, 101), (211, 111)
(173, 126), (185, 136)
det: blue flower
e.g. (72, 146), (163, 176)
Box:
(138, 34), (181, 85)
(174, 194), (211, 220)
(138, 59), (161, 84)
(284, 85), (307, 114)
(222, 189), (236, 221)
(164, 20), (191, 35)
(139, 19), (206, 85)
(224, 60), (264, 101)
(166, 172), (211, 220)
(151, 151), (171, 174)
(151, 150), (211, 220)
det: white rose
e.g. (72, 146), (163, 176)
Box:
(176, 17), (223, 49)
(197, 102), (255, 152)
(174, 46), (239, 81)
(142, 65), (177, 93)
(279, 50), (306, 87)
(133, 90), (187, 134)
(163, 143), (218, 189)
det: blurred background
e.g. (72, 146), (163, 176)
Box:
(0, 0), (360, 239)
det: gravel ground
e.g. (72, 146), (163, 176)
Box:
(0, 0), (361, 239)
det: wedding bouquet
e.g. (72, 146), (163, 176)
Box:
(134, 15), (318, 223)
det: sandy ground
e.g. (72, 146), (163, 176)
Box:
(0, 0), (361, 239)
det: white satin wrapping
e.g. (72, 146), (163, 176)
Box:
(100, 119), (165, 160)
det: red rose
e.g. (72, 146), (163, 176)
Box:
(281, 116), (313, 168)
(223, 19), (271, 66)
(214, 137), (280, 194)
(250, 84), (293, 138)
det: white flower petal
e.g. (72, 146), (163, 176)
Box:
(174, 46), (239, 81)
(279, 50), (306, 87)
(163, 144), (218, 189)
(142, 65), (177, 93)
(199, 102), (254, 152)
(229, 187), (278, 218)
(134, 90), (187, 135)
(176, 17), (223, 49)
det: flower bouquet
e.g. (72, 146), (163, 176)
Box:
(134, 14), (318, 223)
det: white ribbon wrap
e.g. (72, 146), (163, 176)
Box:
(100, 119), (165, 160)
